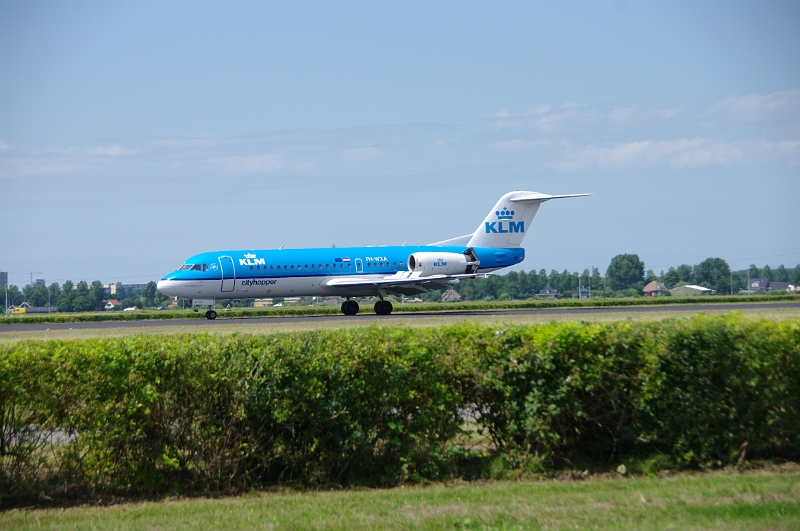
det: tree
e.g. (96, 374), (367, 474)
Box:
(57, 280), (74, 312)
(748, 264), (761, 279)
(605, 254), (645, 291)
(693, 257), (731, 293)
(1, 285), (24, 307)
(761, 265), (774, 281)
(775, 265), (789, 282)
(30, 283), (49, 307)
(48, 282), (61, 308)
(89, 280), (105, 309)
(676, 264), (694, 284)
(661, 267), (680, 289)
(793, 265), (800, 285)
(141, 281), (157, 307)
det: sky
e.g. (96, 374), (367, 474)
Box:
(1, 1), (799, 287)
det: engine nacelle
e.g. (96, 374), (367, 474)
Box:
(407, 248), (480, 276)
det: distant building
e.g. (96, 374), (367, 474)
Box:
(253, 299), (273, 308)
(747, 279), (793, 292)
(572, 287), (591, 299)
(103, 299), (121, 310)
(643, 281), (668, 297)
(104, 282), (123, 295)
(441, 288), (462, 302)
(538, 284), (558, 299)
(670, 284), (713, 297)
(766, 281), (791, 292)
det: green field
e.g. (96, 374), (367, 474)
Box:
(3, 467), (799, 530)
(1, 303), (798, 342)
(2, 294), (797, 326)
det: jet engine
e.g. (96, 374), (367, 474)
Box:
(407, 248), (480, 276)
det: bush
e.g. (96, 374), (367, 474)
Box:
(1, 316), (798, 505)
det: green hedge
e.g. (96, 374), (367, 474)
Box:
(2, 293), (798, 324)
(1, 315), (798, 504)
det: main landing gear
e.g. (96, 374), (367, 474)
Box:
(341, 300), (359, 316)
(374, 300), (393, 315)
(205, 310), (217, 320)
(339, 299), (393, 316)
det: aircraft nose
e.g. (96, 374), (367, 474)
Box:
(157, 279), (175, 296)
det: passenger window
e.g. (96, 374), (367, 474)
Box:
(305, 265), (308, 269)
(348, 263), (352, 268)
(291, 265), (294, 270)
(270, 265), (274, 270)
(250, 266), (254, 270)
(400, 262), (404, 267)
(311, 264), (315, 269)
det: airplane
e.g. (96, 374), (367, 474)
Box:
(157, 190), (590, 319)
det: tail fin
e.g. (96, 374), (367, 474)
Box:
(466, 191), (590, 248)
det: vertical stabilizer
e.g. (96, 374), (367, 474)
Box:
(466, 191), (590, 248)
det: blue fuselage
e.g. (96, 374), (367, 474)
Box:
(157, 245), (524, 300)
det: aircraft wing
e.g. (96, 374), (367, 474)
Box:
(322, 271), (481, 289)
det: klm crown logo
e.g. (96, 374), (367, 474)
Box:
(486, 206), (524, 234)
(244, 253), (257, 259)
(495, 208), (515, 220)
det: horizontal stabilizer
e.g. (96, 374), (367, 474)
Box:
(509, 192), (592, 202)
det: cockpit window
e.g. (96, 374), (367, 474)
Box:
(180, 264), (208, 271)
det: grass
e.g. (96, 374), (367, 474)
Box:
(2, 466), (799, 530)
(1, 306), (798, 342)
(2, 294), (797, 326)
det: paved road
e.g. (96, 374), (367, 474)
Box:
(2, 301), (798, 332)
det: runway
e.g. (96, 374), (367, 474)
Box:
(2, 301), (798, 333)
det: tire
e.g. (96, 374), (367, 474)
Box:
(341, 301), (347, 315)
(207, 310), (217, 320)
(374, 300), (393, 315)
(344, 300), (359, 316)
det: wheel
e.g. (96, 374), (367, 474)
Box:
(341, 301), (347, 314)
(374, 300), (393, 315)
(206, 310), (217, 320)
(343, 300), (359, 316)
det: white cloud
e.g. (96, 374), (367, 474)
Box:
(492, 139), (551, 151)
(84, 144), (138, 157)
(610, 107), (634, 123)
(205, 154), (286, 175)
(341, 146), (382, 161)
(721, 90), (800, 119)
(294, 161), (315, 173)
(551, 138), (799, 171)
